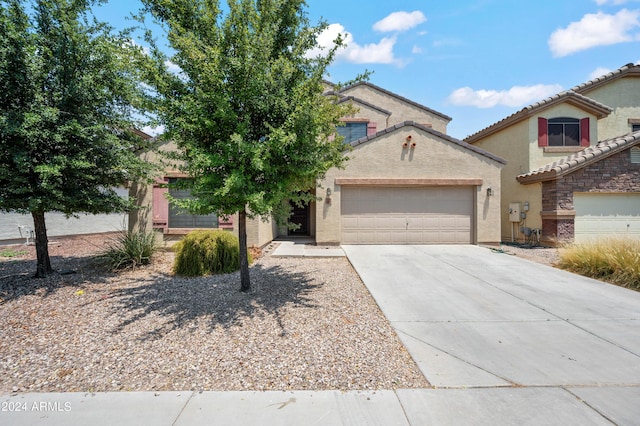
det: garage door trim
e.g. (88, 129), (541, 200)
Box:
(335, 178), (483, 186)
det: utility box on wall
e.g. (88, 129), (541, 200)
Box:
(509, 202), (521, 223)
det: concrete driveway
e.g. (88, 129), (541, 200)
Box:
(344, 245), (640, 425)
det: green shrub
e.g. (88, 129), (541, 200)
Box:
(558, 238), (640, 291)
(100, 230), (159, 271)
(173, 230), (251, 276)
(0, 248), (28, 258)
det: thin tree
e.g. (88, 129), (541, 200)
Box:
(0, 0), (155, 277)
(141, 0), (355, 292)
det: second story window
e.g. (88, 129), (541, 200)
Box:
(337, 122), (368, 144)
(548, 117), (580, 146)
(538, 116), (589, 148)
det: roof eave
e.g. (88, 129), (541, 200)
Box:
(339, 82), (453, 122)
(465, 92), (612, 144)
(352, 121), (507, 165)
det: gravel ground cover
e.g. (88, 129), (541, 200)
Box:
(0, 233), (427, 393)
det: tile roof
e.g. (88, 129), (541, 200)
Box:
(464, 91), (613, 144)
(571, 62), (640, 94)
(516, 130), (640, 184)
(336, 81), (453, 122)
(349, 120), (506, 165)
(335, 95), (392, 116)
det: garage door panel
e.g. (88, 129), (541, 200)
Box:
(341, 186), (473, 244)
(574, 193), (640, 243)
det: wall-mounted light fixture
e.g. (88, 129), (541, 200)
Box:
(326, 188), (332, 196)
(325, 187), (332, 204)
(486, 187), (494, 197)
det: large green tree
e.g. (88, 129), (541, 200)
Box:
(0, 0), (155, 277)
(141, 0), (355, 292)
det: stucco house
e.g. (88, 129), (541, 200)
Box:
(130, 82), (505, 247)
(465, 63), (640, 245)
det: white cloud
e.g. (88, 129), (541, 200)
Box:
(142, 124), (165, 137)
(412, 45), (423, 54)
(595, 0), (630, 5)
(447, 84), (563, 108)
(548, 9), (640, 57)
(589, 66), (613, 79)
(373, 11), (427, 33)
(308, 23), (398, 64)
(164, 60), (182, 74)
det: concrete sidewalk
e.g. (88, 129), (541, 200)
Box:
(1, 387), (619, 425)
(271, 238), (345, 257)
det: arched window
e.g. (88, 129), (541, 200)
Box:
(548, 117), (580, 147)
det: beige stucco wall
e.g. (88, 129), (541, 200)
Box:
(340, 100), (390, 129)
(473, 104), (600, 241)
(129, 140), (273, 248)
(129, 140), (182, 236)
(580, 77), (640, 140)
(340, 85), (449, 133)
(473, 120), (532, 240)
(244, 214), (278, 248)
(316, 126), (503, 245)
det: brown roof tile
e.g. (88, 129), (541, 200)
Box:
(571, 62), (640, 94)
(337, 81), (453, 122)
(464, 91), (613, 144)
(349, 121), (506, 165)
(516, 130), (640, 184)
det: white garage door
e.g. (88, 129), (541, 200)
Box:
(574, 193), (640, 243)
(341, 186), (473, 244)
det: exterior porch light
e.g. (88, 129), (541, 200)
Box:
(486, 187), (494, 197)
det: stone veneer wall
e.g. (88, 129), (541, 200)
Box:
(541, 147), (640, 244)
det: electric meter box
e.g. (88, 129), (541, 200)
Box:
(509, 202), (521, 222)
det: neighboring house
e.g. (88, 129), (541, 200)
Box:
(465, 63), (640, 244)
(0, 129), (153, 243)
(0, 189), (129, 243)
(131, 81), (505, 247)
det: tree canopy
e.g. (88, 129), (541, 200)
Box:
(0, 0), (156, 277)
(141, 0), (355, 291)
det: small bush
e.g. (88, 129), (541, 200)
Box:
(173, 230), (252, 276)
(0, 248), (28, 258)
(558, 238), (640, 291)
(100, 230), (159, 271)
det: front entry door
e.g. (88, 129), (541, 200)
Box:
(289, 201), (310, 235)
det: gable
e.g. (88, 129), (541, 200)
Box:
(345, 122), (504, 178)
(337, 82), (451, 133)
(465, 91), (612, 145)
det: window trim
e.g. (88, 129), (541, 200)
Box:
(337, 121), (369, 144)
(538, 117), (590, 148)
(166, 178), (219, 229)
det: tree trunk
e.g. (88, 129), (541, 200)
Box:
(238, 209), (251, 292)
(32, 211), (53, 278)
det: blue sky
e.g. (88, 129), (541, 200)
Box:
(94, 0), (640, 139)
